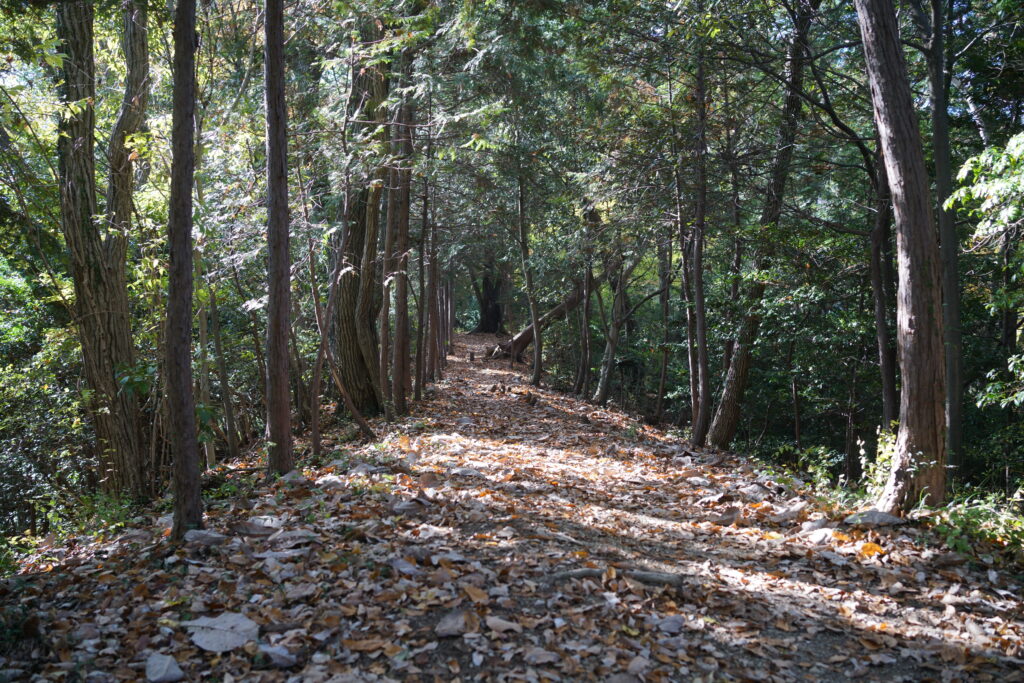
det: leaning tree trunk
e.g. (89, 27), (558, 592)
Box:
(57, 0), (145, 498)
(168, 0), (203, 540)
(707, 0), (818, 449)
(855, 0), (947, 512)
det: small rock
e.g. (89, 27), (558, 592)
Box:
(451, 466), (484, 477)
(799, 517), (832, 534)
(843, 509), (906, 527)
(259, 644), (298, 668)
(524, 647), (559, 665)
(686, 476), (712, 487)
(435, 610), (468, 637)
(145, 653), (185, 682)
(627, 655), (650, 675)
(349, 462), (376, 476)
(739, 483), (771, 502)
(183, 529), (228, 547)
(315, 474), (346, 490)
(710, 506), (740, 525)
(657, 615), (685, 634)
(278, 470), (309, 485)
(804, 528), (835, 545)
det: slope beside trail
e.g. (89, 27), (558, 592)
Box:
(2, 333), (1023, 682)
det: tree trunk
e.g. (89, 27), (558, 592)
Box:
(654, 235), (671, 423)
(492, 280), (586, 360)
(168, 0), (202, 539)
(265, 0), (292, 475)
(56, 0), (145, 498)
(573, 268), (594, 397)
(209, 286), (240, 461)
(472, 258), (505, 334)
(870, 154), (899, 429)
(707, 0), (817, 449)
(196, 255), (214, 469)
(691, 42), (712, 446)
(855, 0), (947, 512)
(517, 174), (543, 386)
(392, 97), (413, 414)
(592, 261), (636, 406)
(918, 0), (963, 472)
(334, 20), (388, 416)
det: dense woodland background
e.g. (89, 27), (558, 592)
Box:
(1, 0), (1023, 552)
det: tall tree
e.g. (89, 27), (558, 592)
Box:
(168, 0), (203, 539)
(56, 0), (145, 497)
(707, 0), (818, 448)
(909, 0), (963, 471)
(265, 0), (292, 474)
(854, 0), (947, 511)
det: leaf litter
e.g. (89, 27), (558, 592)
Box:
(1, 333), (1022, 681)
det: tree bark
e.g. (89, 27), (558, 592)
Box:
(707, 0), (817, 449)
(517, 174), (543, 386)
(870, 154), (899, 429)
(335, 21), (388, 416)
(56, 0), (145, 498)
(691, 41), (712, 446)
(265, 0), (292, 474)
(209, 286), (240, 461)
(392, 98), (414, 414)
(168, 0), (203, 539)
(855, 0), (947, 512)
(911, 0), (963, 472)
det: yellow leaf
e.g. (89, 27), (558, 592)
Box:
(859, 542), (885, 558)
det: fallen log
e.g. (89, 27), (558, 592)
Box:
(490, 280), (587, 360)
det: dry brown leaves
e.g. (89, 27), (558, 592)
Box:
(1, 334), (1022, 682)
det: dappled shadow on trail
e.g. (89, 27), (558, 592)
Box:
(3, 333), (1022, 681)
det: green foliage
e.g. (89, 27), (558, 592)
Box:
(931, 490), (1024, 559)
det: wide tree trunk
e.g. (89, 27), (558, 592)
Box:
(910, 0), (963, 471)
(855, 0), (947, 512)
(56, 0), (145, 498)
(707, 0), (817, 449)
(334, 21), (388, 416)
(168, 0), (203, 540)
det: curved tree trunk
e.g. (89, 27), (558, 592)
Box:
(855, 0), (947, 512)
(334, 21), (388, 416)
(707, 0), (817, 449)
(57, 0), (146, 498)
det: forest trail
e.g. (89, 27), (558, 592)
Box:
(3, 333), (1023, 682)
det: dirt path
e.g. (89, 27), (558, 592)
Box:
(3, 333), (1022, 681)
